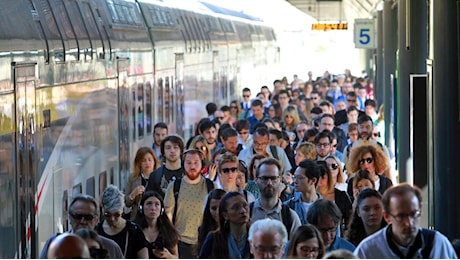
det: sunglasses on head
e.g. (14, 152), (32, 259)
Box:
(358, 157), (373, 165)
(222, 167), (238, 174)
(69, 212), (96, 221)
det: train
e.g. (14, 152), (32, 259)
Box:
(0, 0), (283, 257)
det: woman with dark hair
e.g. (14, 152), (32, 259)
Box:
(199, 192), (251, 258)
(345, 189), (387, 246)
(316, 161), (352, 232)
(286, 224), (325, 259)
(196, 189), (227, 255)
(351, 170), (375, 201)
(134, 191), (180, 258)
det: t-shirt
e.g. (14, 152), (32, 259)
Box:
(164, 177), (215, 244)
(95, 221), (147, 259)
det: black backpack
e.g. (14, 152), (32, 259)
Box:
(249, 201), (294, 236)
(172, 177), (214, 224)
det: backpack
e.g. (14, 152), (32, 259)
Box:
(421, 228), (436, 258)
(172, 177), (214, 224)
(269, 145), (279, 160)
(249, 201), (293, 236)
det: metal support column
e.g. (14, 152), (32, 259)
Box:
(397, 0), (427, 183)
(431, 0), (460, 239)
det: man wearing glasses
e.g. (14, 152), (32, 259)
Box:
(306, 199), (355, 253)
(249, 218), (288, 259)
(249, 158), (301, 239)
(355, 183), (457, 258)
(39, 194), (123, 258)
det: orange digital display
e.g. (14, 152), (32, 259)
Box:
(312, 23), (348, 31)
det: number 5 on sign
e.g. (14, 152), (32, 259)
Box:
(354, 19), (376, 49)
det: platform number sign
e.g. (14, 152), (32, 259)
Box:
(354, 19), (376, 49)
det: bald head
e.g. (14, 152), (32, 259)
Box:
(48, 233), (90, 259)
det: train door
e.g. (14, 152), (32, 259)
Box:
(175, 54), (185, 138)
(117, 58), (130, 190)
(13, 62), (38, 258)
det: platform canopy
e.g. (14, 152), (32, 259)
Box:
(287, 0), (384, 22)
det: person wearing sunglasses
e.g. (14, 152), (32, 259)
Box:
(316, 161), (352, 234)
(346, 143), (393, 199)
(325, 155), (347, 192)
(217, 153), (255, 204)
(39, 194), (124, 259)
(96, 185), (148, 259)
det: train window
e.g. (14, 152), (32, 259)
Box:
(66, 1), (91, 56)
(62, 191), (69, 231)
(165, 12), (174, 26)
(179, 16), (193, 52)
(81, 3), (104, 59)
(86, 177), (95, 197)
(164, 78), (170, 121)
(145, 81), (152, 134)
(49, 0), (79, 61)
(72, 183), (82, 197)
(157, 78), (164, 122)
(106, 0), (120, 23)
(99, 171), (107, 198)
(137, 83), (144, 138)
(169, 76), (175, 123)
(206, 17), (220, 31)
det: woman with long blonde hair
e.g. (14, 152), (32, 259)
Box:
(283, 105), (300, 132)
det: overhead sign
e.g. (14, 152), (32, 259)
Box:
(354, 19), (376, 49)
(312, 23), (348, 31)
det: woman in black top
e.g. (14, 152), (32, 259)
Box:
(316, 160), (352, 231)
(346, 142), (393, 198)
(134, 191), (179, 259)
(96, 185), (148, 259)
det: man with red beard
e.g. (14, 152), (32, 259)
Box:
(164, 149), (215, 259)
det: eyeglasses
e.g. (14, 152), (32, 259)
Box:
(231, 106), (238, 109)
(328, 163), (339, 170)
(317, 226), (338, 234)
(388, 210), (421, 222)
(216, 116), (224, 120)
(252, 245), (283, 255)
(298, 246), (319, 254)
(222, 167), (238, 174)
(104, 212), (122, 218)
(358, 157), (373, 165)
(332, 144), (338, 148)
(258, 176), (280, 183)
(239, 131), (249, 135)
(69, 212), (96, 221)
(254, 141), (269, 147)
(347, 99), (356, 102)
(316, 143), (330, 148)
(243, 95), (250, 98)
(373, 132), (380, 137)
